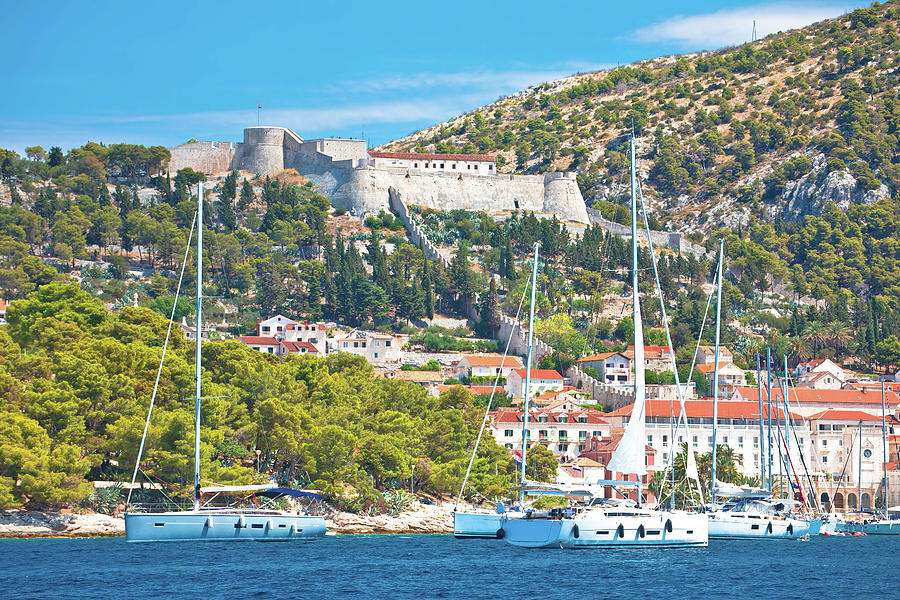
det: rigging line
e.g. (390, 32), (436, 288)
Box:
(127, 211), (198, 508)
(454, 267), (531, 513)
(784, 370), (822, 513)
(831, 424), (859, 510)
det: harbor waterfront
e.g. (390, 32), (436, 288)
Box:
(1, 534), (895, 599)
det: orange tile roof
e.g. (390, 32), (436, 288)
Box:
(240, 335), (279, 345)
(511, 368), (564, 380)
(462, 355), (523, 368)
(733, 386), (900, 406)
(606, 399), (801, 420)
(807, 409), (883, 421)
(578, 351), (624, 362)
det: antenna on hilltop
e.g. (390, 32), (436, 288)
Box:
(752, 20), (757, 43)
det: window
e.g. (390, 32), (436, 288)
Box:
(693, 436), (698, 444)
(440, 163), (445, 168)
(385, 341), (391, 347)
(648, 435), (653, 443)
(662, 435), (668, 447)
(708, 436), (713, 445)
(488, 164), (493, 171)
(822, 440), (828, 447)
(361, 342), (367, 348)
(513, 200), (519, 209)
(342, 342), (348, 348)
(738, 437), (744, 448)
(559, 430), (568, 439)
(414, 163), (418, 168)
(452, 163), (456, 169)
(353, 342), (359, 348)
(374, 352), (379, 359)
(262, 326), (270, 332)
(504, 429), (513, 438)
(593, 430), (602, 438)
(538, 416), (548, 423)
(578, 416), (587, 423)
(753, 436), (759, 448)
(579, 431), (587, 440)
(578, 444), (585, 452)
(538, 430), (548, 439)
(558, 416), (567, 423)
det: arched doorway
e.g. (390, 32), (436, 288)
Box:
(862, 493), (871, 509)
(848, 493), (858, 509)
(834, 493), (844, 509)
(820, 492), (831, 509)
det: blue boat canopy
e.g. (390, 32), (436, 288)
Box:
(258, 488), (324, 500)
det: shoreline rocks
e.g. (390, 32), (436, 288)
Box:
(0, 502), (456, 538)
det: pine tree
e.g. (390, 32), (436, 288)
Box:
(8, 183), (21, 206)
(422, 251), (435, 320)
(480, 277), (501, 336)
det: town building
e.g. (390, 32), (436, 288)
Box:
(506, 368), (565, 398)
(604, 398), (810, 481)
(794, 358), (847, 383)
(256, 315), (327, 354)
(238, 335), (281, 355)
(455, 354), (523, 380)
(796, 370), (842, 390)
(626, 345), (673, 372)
(382, 369), (446, 386)
(694, 345), (733, 366)
(490, 407), (610, 460)
(578, 434), (657, 504)
(334, 330), (401, 364)
(729, 386), (900, 418)
(697, 362), (748, 397)
(576, 352), (631, 385)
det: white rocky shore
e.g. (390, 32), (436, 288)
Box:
(0, 510), (125, 538)
(0, 501), (456, 538)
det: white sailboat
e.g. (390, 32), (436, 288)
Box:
(124, 182), (326, 542)
(499, 135), (707, 548)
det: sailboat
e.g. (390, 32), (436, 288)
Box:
(124, 182), (327, 542)
(705, 267), (814, 539)
(849, 383), (900, 535)
(498, 135), (707, 548)
(452, 244), (540, 538)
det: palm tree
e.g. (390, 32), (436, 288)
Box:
(823, 320), (853, 355)
(801, 321), (827, 358)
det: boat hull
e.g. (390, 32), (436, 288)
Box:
(707, 513), (816, 539)
(124, 511), (326, 542)
(453, 511), (506, 538)
(501, 511), (708, 549)
(847, 519), (900, 535)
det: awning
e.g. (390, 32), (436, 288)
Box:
(257, 488), (324, 500)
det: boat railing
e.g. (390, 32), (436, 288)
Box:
(126, 501), (193, 514)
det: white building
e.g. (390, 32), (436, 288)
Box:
(796, 370), (842, 390)
(506, 368), (565, 398)
(576, 352), (631, 385)
(490, 407), (611, 460)
(456, 354), (524, 380)
(794, 358), (847, 384)
(256, 315), (327, 354)
(335, 330), (401, 364)
(698, 362), (747, 397)
(367, 151), (496, 175)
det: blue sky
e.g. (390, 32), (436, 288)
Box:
(0, 1), (863, 153)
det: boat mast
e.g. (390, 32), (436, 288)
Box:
(710, 240), (723, 505)
(782, 356), (791, 500)
(766, 347), (773, 493)
(193, 182), (203, 511)
(756, 353), (765, 486)
(518, 242), (540, 507)
(858, 419), (863, 515)
(629, 135), (645, 507)
(882, 381), (888, 517)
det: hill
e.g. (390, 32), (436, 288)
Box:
(381, 3), (900, 232)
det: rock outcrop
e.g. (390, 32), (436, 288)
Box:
(780, 153), (890, 218)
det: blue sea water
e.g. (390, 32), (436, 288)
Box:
(0, 534), (895, 600)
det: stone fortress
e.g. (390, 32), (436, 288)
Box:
(168, 126), (591, 224)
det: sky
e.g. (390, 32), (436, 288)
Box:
(0, 1), (865, 154)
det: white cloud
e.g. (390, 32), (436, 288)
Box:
(633, 3), (855, 48)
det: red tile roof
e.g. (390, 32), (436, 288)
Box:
(240, 336), (279, 346)
(369, 151), (495, 162)
(282, 341), (319, 353)
(511, 368), (564, 380)
(492, 409), (608, 425)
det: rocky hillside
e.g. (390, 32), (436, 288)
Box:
(380, 3), (900, 233)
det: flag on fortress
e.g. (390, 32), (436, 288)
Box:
(258, 102), (262, 108)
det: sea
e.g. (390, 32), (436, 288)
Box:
(0, 534), (895, 600)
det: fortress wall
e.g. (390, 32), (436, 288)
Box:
(168, 141), (235, 175)
(235, 127), (285, 175)
(543, 172), (590, 223)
